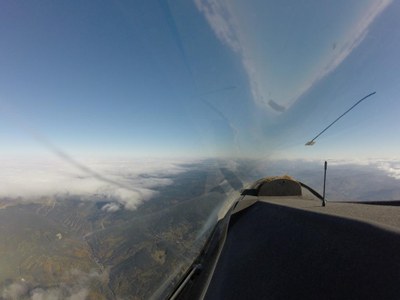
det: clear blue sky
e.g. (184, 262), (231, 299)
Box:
(1, 0), (399, 160)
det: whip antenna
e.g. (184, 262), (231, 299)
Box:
(306, 91), (376, 146)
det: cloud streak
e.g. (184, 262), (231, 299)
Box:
(195, 0), (392, 111)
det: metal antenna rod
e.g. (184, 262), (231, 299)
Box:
(306, 91), (376, 146)
(322, 161), (327, 207)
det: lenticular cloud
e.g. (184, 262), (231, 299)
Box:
(0, 156), (189, 210)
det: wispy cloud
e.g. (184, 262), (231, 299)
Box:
(101, 202), (122, 212)
(291, 0), (392, 106)
(195, 0), (392, 111)
(194, 0), (265, 108)
(2, 281), (29, 300)
(0, 157), (191, 210)
(194, 0), (240, 52)
(2, 269), (107, 300)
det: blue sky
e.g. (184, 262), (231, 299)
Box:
(1, 0), (399, 160)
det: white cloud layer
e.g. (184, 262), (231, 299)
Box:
(377, 161), (400, 180)
(0, 156), (191, 210)
(251, 157), (400, 200)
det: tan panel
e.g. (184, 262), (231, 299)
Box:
(258, 179), (302, 196)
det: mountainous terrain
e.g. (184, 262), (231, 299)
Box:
(0, 166), (229, 299)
